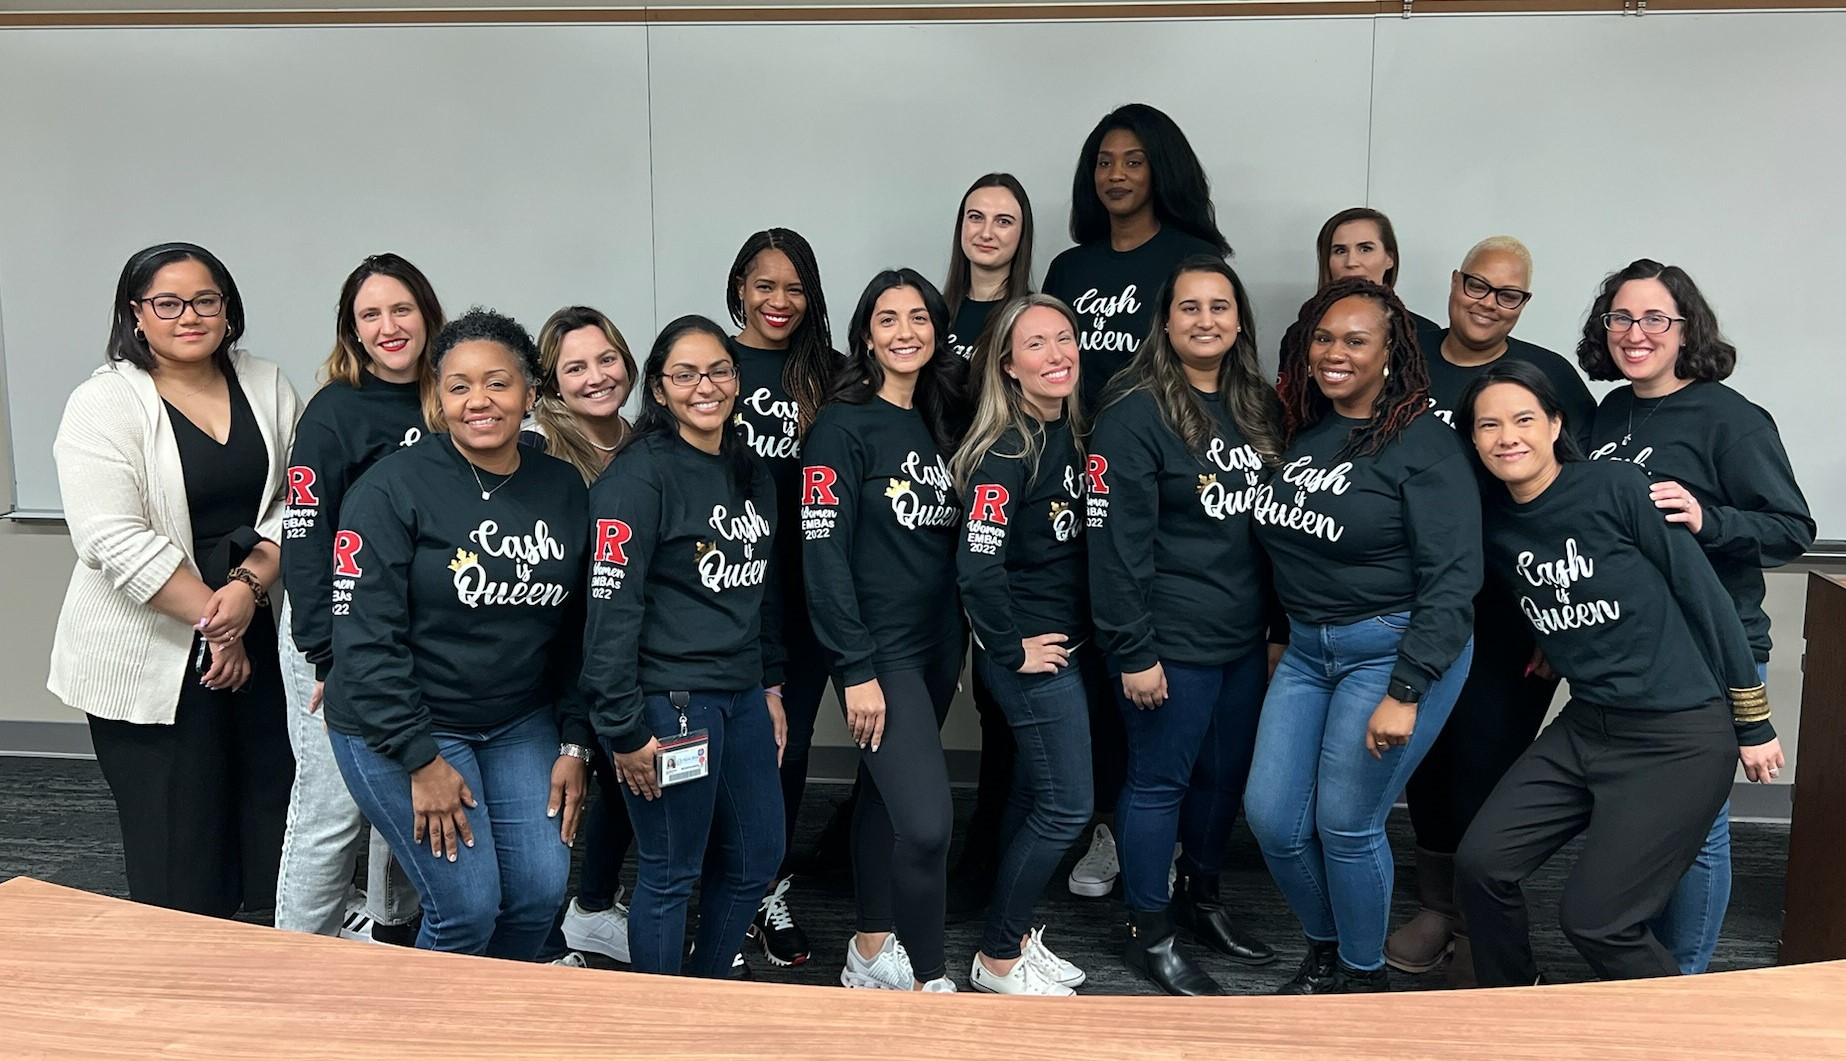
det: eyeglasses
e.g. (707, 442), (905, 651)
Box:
(137, 294), (225, 320)
(661, 365), (738, 388)
(1601, 311), (1685, 335)
(1457, 272), (1532, 311)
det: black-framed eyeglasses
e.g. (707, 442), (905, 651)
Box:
(661, 365), (738, 388)
(1601, 311), (1685, 335)
(137, 294), (225, 320)
(1457, 272), (1532, 311)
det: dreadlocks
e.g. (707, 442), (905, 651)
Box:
(726, 227), (834, 433)
(1276, 275), (1428, 459)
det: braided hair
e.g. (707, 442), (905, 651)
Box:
(1276, 276), (1428, 458)
(725, 228), (834, 433)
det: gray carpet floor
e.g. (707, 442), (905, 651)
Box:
(0, 758), (1788, 993)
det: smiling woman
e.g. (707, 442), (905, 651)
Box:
(49, 242), (302, 921)
(319, 307), (593, 962)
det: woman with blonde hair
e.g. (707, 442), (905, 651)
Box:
(951, 293), (1091, 995)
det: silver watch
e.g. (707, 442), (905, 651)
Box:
(558, 742), (594, 763)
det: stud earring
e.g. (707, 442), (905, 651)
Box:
(1383, 364), (1391, 378)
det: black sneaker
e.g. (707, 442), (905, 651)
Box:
(1276, 938), (1341, 995)
(730, 951), (753, 980)
(750, 876), (811, 967)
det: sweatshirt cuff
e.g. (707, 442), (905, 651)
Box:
(311, 657), (334, 682)
(1734, 718), (1776, 747)
(1389, 657), (1431, 701)
(392, 731), (441, 774)
(838, 660), (879, 688)
(986, 639), (1026, 674)
(761, 661), (787, 690)
(557, 712), (596, 751)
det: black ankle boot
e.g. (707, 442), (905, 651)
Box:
(1331, 961), (1390, 993)
(1124, 910), (1225, 997)
(1275, 938), (1340, 995)
(1170, 872), (1277, 966)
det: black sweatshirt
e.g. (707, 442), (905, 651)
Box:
(957, 418), (1088, 672)
(580, 431), (786, 755)
(1587, 381), (1815, 662)
(324, 437), (590, 772)
(1042, 226), (1224, 413)
(1088, 389), (1273, 671)
(281, 374), (426, 680)
(947, 297), (1003, 362)
(801, 397), (961, 685)
(1419, 330), (1597, 452)
(1483, 460), (1775, 745)
(1254, 412), (1481, 697)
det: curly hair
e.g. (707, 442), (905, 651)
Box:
(432, 306), (540, 388)
(1276, 276), (1429, 458)
(1575, 258), (1736, 384)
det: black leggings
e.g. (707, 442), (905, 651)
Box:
(1405, 596), (1559, 854)
(850, 640), (964, 982)
(88, 610), (293, 917)
(1455, 699), (1734, 986)
(776, 602), (834, 869)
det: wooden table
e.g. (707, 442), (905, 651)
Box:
(2, 876), (1842, 1059)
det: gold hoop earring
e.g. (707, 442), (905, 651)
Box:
(133, 326), (145, 342)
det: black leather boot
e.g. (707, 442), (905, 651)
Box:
(1124, 910), (1225, 997)
(1275, 938), (1340, 995)
(1170, 871), (1277, 966)
(1331, 961), (1390, 993)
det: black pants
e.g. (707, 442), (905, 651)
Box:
(850, 639), (964, 982)
(777, 601), (834, 872)
(1405, 599), (1559, 855)
(87, 609), (293, 917)
(1454, 699), (1734, 987)
(575, 750), (633, 909)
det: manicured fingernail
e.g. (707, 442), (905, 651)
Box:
(548, 807), (558, 817)
(448, 853), (457, 862)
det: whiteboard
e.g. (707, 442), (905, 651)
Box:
(0, 25), (656, 515)
(1371, 12), (1844, 540)
(2, 11), (1841, 538)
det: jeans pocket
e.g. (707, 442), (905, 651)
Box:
(1371, 610), (1411, 632)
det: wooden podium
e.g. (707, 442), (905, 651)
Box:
(1782, 571), (1846, 965)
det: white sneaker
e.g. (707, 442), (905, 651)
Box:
(841, 934), (915, 990)
(561, 892), (631, 964)
(1022, 926), (1086, 988)
(550, 951), (589, 967)
(920, 977), (959, 993)
(971, 952), (1075, 996)
(1068, 824), (1119, 897)
(337, 897), (382, 944)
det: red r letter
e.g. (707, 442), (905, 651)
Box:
(288, 466), (320, 507)
(970, 484), (1010, 525)
(331, 531), (364, 577)
(595, 519), (633, 565)
(1085, 454), (1110, 495)
(802, 466), (839, 506)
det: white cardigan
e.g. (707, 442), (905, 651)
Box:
(47, 352), (303, 725)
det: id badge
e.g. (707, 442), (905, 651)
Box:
(656, 727), (710, 787)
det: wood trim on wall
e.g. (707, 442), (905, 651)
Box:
(2, 0), (1841, 28)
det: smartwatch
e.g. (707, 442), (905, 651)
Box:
(1388, 679), (1421, 705)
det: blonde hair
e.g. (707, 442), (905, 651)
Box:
(950, 293), (1086, 492)
(533, 306), (638, 484)
(1461, 235), (1535, 285)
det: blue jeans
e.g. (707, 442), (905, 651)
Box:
(329, 707), (570, 959)
(610, 688), (785, 977)
(1244, 614), (1473, 971)
(1651, 659), (1762, 973)
(1113, 648), (1267, 913)
(974, 647), (1095, 959)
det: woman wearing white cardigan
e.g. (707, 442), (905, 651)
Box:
(49, 242), (303, 917)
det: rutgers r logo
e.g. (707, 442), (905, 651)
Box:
(287, 466), (320, 507)
(595, 519), (633, 565)
(331, 531), (364, 577)
(802, 466), (839, 506)
(970, 484), (1009, 525)
(1085, 454), (1109, 495)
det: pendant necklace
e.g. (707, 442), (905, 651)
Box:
(467, 456), (519, 501)
(1623, 390), (1674, 447)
